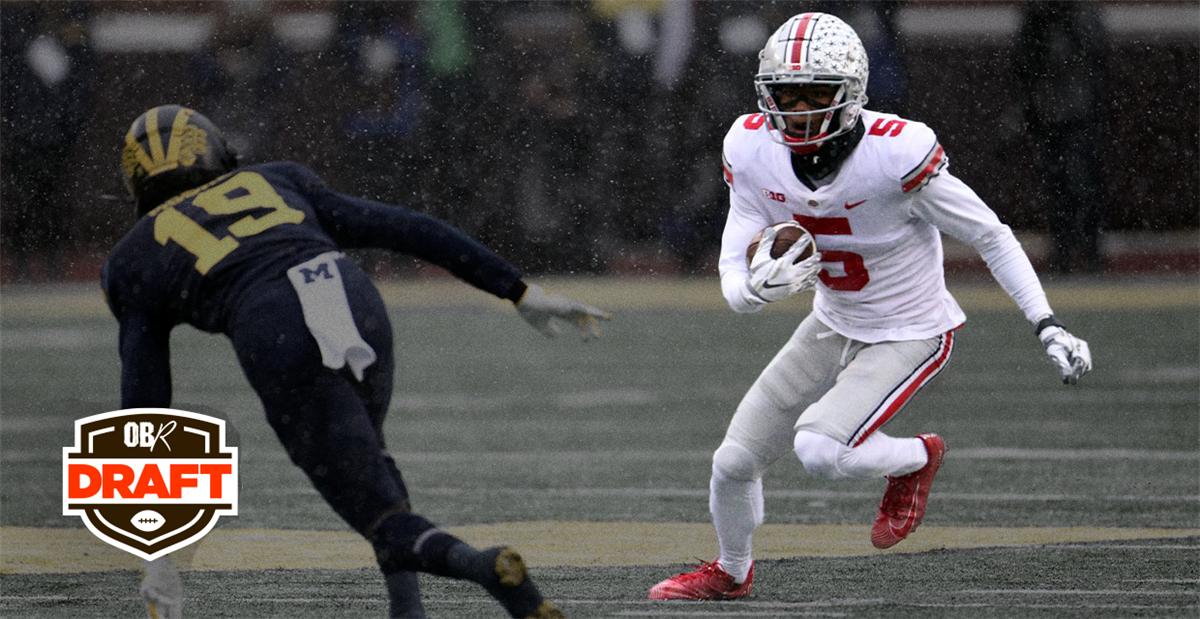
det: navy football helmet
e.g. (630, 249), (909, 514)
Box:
(121, 105), (238, 214)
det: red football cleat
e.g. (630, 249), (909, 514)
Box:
(648, 560), (752, 600)
(872, 433), (946, 549)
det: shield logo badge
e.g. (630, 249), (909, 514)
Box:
(63, 408), (238, 561)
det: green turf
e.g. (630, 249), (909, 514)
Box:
(1, 538), (1197, 618)
(2, 279), (1198, 617)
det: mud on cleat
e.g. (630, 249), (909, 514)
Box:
(482, 547), (565, 618)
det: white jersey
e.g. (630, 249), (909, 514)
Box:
(719, 109), (1052, 342)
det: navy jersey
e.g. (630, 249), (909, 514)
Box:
(103, 162), (524, 407)
(103, 161), (523, 333)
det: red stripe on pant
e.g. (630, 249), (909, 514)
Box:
(851, 330), (955, 447)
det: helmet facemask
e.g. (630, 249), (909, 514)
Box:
(755, 13), (868, 153)
(756, 78), (859, 151)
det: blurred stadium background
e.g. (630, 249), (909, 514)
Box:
(1, 0), (1197, 283)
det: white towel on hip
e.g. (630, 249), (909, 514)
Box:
(286, 251), (377, 382)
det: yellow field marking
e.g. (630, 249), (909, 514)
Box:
(3, 522), (1196, 574)
(3, 278), (1198, 319)
(0, 285), (111, 319)
(355, 278), (1200, 313)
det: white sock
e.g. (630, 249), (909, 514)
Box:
(709, 468), (761, 583)
(852, 431), (927, 477)
(795, 430), (927, 480)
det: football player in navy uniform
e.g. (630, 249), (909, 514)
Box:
(105, 105), (608, 619)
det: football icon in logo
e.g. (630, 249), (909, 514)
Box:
(131, 510), (166, 533)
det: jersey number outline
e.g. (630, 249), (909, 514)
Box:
(792, 214), (870, 291)
(151, 172), (304, 274)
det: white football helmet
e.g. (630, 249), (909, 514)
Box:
(755, 12), (869, 152)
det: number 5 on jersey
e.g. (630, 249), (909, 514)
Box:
(792, 214), (870, 292)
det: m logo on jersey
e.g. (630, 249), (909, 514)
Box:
(63, 408), (238, 561)
(298, 262), (334, 284)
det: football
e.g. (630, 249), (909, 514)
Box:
(746, 221), (815, 267)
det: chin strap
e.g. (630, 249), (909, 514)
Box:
(790, 118), (865, 181)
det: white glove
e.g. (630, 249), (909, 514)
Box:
(1037, 317), (1092, 385)
(517, 283), (611, 341)
(745, 227), (822, 304)
(141, 556), (183, 619)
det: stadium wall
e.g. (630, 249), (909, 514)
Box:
(1, 1), (1196, 282)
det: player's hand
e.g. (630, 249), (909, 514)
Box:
(1037, 319), (1092, 384)
(517, 284), (611, 341)
(141, 556), (183, 619)
(746, 228), (822, 304)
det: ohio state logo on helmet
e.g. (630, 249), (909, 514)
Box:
(63, 408), (238, 561)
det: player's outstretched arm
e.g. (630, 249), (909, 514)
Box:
(1035, 315), (1092, 384)
(515, 283), (611, 341)
(117, 310), (175, 408)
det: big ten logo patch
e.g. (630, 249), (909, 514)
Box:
(63, 408), (238, 560)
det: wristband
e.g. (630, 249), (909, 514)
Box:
(1035, 315), (1063, 336)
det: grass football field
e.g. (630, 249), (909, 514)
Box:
(1, 276), (1198, 618)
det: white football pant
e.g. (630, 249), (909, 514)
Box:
(711, 313), (954, 581)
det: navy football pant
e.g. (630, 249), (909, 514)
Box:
(226, 256), (407, 536)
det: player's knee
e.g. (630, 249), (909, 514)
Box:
(712, 440), (764, 482)
(794, 430), (849, 481)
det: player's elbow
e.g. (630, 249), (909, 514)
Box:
(721, 274), (763, 314)
(970, 224), (1019, 256)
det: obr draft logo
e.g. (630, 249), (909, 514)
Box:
(63, 408), (238, 560)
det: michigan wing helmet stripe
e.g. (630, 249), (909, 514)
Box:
(122, 105), (237, 215)
(162, 109), (194, 173)
(124, 107), (202, 181)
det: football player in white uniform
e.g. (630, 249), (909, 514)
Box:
(649, 12), (1092, 601)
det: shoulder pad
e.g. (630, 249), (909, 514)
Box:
(901, 140), (947, 194)
(860, 112), (946, 194)
(723, 114), (773, 189)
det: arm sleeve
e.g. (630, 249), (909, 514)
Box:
(117, 309), (174, 409)
(911, 171), (1053, 323)
(718, 189), (769, 313)
(298, 172), (524, 300)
